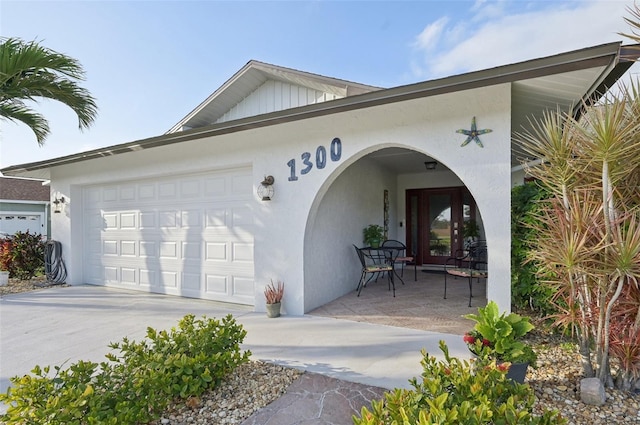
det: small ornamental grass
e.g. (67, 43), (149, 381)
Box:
(353, 341), (565, 425)
(0, 314), (250, 425)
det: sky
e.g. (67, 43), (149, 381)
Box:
(1, 0), (638, 169)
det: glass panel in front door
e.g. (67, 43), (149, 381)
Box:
(427, 193), (452, 261)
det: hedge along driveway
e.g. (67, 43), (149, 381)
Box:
(0, 285), (250, 399)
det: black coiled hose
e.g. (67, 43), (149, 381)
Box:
(45, 240), (67, 284)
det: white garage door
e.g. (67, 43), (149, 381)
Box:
(83, 168), (255, 305)
(0, 213), (43, 236)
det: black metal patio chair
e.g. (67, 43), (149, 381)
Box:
(353, 245), (395, 297)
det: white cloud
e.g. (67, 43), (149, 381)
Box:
(470, 0), (508, 21)
(414, 16), (450, 52)
(412, 1), (634, 80)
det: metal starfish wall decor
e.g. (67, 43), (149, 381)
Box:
(456, 117), (492, 148)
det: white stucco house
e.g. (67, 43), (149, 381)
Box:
(2, 42), (637, 315)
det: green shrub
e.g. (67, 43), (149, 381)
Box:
(353, 341), (566, 425)
(511, 182), (555, 314)
(0, 314), (251, 424)
(0, 231), (45, 279)
(464, 301), (537, 367)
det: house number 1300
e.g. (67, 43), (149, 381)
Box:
(287, 137), (342, 181)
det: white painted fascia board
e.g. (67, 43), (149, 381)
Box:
(0, 199), (50, 205)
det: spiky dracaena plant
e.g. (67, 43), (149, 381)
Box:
(515, 82), (640, 388)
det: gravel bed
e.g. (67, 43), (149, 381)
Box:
(525, 330), (640, 424)
(0, 276), (67, 296)
(149, 361), (302, 425)
(2, 279), (639, 424)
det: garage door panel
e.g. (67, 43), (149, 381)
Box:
(103, 187), (119, 202)
(159, 271), (178, 288)
(205, 177), (226, 197)
(103, 213), (118, 229)
(103, 240), (118, 255)
(159, 242), (179, 258)
(205, 274), (227, 293)
(181, 242), (201, 260)
(232, 276), (255, 298)
(120, 240), (137, 256)
(140, 212), (157, 228)
(233, 243), (254, 262)
(205, 209), (227, 227)
(121, 267), (137, 284)
(158, 182), (177, 199)
(205, 242), (227, 261)
(182, 272), (202, 291)
(120, 212), (136, 229)
(139, 184), (156, 200)
(140, 269), (156, 286)
(140, 241), (158, 257)
(104, 266), (118, 282)
(181, 179), (201, 198)
(231, 174), (252, 194)
(119, 186), (136, 201)
(83, 168), (254, 305)
(159, 211), (179, 228)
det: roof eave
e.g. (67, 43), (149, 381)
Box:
(3, 42), (636, 178)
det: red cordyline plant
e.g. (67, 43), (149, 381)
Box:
(608, 284), (640, 390)
(515, 74), (640, 389)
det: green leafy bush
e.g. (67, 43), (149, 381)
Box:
(0, 231), (45, 279)
(511, 182), (555, 314)
(0, 314), (251, 424)
(353, 341), (565, 425)
(464, 301), (537, 367)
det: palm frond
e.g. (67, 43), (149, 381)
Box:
(0, 37), (97, 144)
(0, 101), (49, 144)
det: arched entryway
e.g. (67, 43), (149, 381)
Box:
(303, 145), (488, 329)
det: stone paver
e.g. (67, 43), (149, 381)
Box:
(241, 373), (386, 425)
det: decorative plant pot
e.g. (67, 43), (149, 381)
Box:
(370, 239), (381, 248)
(505, 362), (529, 383)
(0, 271), (8, 286)
(266, 302), (281, 318)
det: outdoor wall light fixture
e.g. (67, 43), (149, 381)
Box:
(53, 196), (65, 213)
(424, 161), (438, 171)
(257, 175), (275, 201)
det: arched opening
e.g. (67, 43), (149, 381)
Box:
(303, 145), (488, 325)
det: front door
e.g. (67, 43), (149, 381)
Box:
(406, 187), (476, 265)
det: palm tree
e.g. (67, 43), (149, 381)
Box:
(0, 37), (97, 145)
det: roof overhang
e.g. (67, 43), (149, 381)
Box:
(3, 42), (638, 180)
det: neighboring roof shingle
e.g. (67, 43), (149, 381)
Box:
(0, 177), (49, 202)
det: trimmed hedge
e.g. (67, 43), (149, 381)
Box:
(0, 314), (250, 424)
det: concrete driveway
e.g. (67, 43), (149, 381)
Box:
(1, 285), (469, 399)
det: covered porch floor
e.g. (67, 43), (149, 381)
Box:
(309, 267), (487, 335)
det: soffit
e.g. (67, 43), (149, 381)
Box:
(510, 65), (608, 165)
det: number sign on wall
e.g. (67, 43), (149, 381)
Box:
(287, 137), (342, 181)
